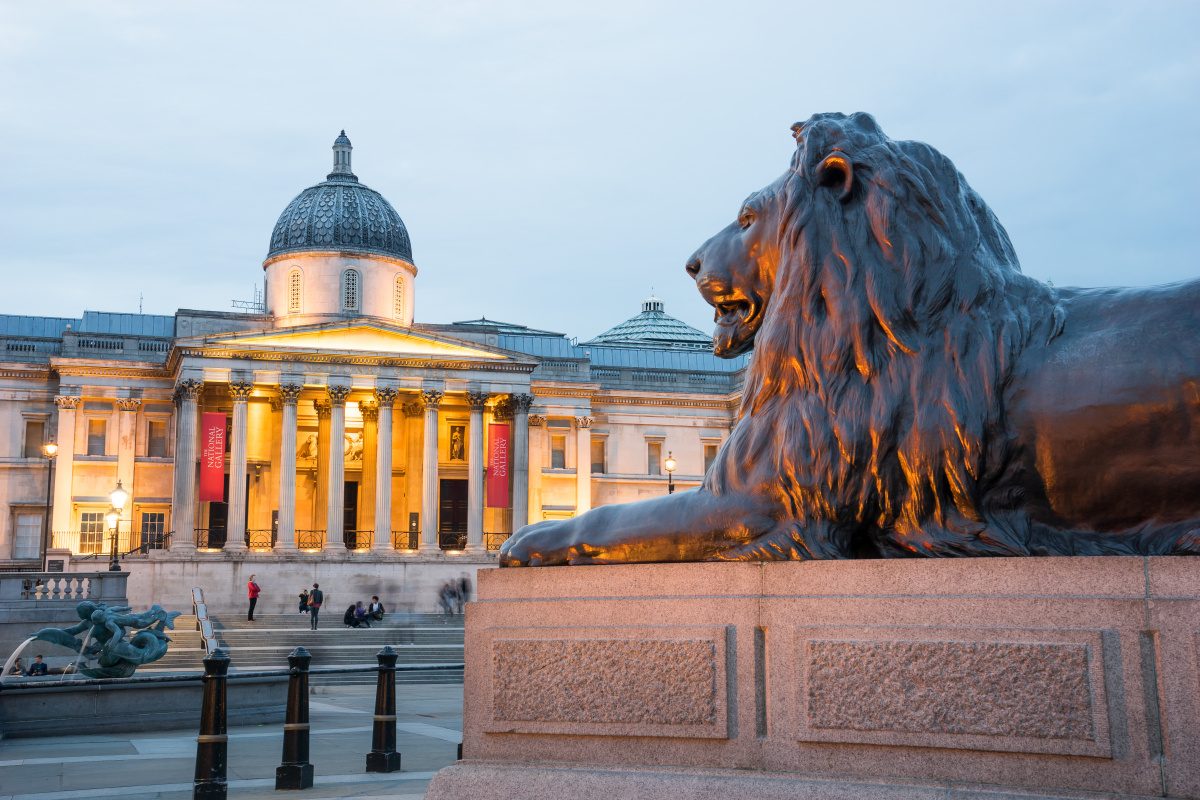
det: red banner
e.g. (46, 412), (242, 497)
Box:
(199, 412), (226, 502)
(486, 422), (510, 508)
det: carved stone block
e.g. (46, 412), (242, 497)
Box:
(793, 629), (1111, 757)
(484, 628), (730, 739)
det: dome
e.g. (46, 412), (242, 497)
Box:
(584, 295), (713, 350)
(265, 131), (413, 264)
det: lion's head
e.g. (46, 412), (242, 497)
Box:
(693, 112), (1063, 556)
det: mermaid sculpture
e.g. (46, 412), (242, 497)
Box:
(32, 601), (182, 678)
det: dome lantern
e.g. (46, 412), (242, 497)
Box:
(328, 130), (357, 182)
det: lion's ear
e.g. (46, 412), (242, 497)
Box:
(816, 152), (854, 202)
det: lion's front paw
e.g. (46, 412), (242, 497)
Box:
(499, 520), (575, 567)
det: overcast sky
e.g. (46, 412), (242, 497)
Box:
(1, 1), (1197, 340)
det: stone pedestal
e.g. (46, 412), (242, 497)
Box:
(427, 557), (1200, 800)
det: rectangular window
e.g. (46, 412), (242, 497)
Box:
(80, 511), (106, 554)
(23, 420), (44, 458)
(87, 419), (107, 456)
(647, 441), (662, 475)
(141, 512), (167, 550)
(148, 419), (168, 458)
(590, 439), (606, 474)
(13, 513), (40, 559)
(550, 434), (567, 469)
(704, 443), (719, 473)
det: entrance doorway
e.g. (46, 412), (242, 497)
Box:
(438, 478), (467, 549)
(343, 480), (360, 548)
(206, 474), (248, 549)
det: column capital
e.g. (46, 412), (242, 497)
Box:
(228, 381), (254, 402)
(173, 379), (204, 404)
(54, 395), (81, 410)
(575, 415), (593, 429)
(420, 389), (444, 409)
(466, 390), (490, 411)
(278, 383), (303, 405)
(326, 385), (352, 406)
(401, 400), (423, 418)
(511, 393), (535, 413)
(359, 400), (379, 422)
(492, 396), (513, 421)
(313, 399), (332, 419)
(528, 414), (546, 427)
(373, 387), (399, 407)
(116, 398), (142, 412)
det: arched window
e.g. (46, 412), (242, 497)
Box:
(393, 275), (405, 320)
(341, 269), (360, 312)
(287, 268), (302, 314)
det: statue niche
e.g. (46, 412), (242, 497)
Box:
(501, 112), (1200, 566)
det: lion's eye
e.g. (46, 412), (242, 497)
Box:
(738, 210), (755, 230)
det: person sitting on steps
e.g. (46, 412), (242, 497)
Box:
(368, 595), (385, 621)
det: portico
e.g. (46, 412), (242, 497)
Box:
(164, 320), (536, 557)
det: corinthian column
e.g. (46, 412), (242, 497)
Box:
(511, 393), (533, 531)
(51, 396), (79, 537)
(358, 400), (379, 543)
(575, 415), (593, 515)
(402, 400), (423, 550)
(313, 399), (331, 544)
(373, 387), (398, 553)
(170, 380), (204, 552)
(276, 383), (302, 551)
(465, 391), (490, 553)
(225, 381), (253, 551)
(325, 385), (351, 552)
(419, 389), (443, 553)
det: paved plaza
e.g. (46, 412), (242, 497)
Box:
(0, 683), (461, 800)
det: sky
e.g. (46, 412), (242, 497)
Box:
(0, 1), (1197, 341)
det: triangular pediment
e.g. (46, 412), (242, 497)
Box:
(204, 323), (509, 360)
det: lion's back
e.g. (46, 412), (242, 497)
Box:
(1007, 279), (1200, 531)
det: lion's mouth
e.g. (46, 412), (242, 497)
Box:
(707, 292), (763, 357)
(714, 299), (754, 328)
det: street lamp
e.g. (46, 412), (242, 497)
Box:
(107, 479), (129, 572)
(40, 442), (57, 571)
(664, 451), (677, 494)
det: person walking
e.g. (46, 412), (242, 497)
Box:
(309, 582), (323, 630)
(456, 572), (472, 615)
(298, 588), (310, 614)
(247, 574), (261, 621)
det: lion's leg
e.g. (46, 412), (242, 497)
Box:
(499, 488), (778, 566)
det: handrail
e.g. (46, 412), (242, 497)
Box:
(0, 661), (465, 691)
(191, 587), (220, 654)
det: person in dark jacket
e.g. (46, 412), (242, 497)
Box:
(309, 583), (324, 630)
(343, 604), (361, 628)
(27, 655), (49, 676)
(298, 589), (310, 614)
(368, 596), (385, 621)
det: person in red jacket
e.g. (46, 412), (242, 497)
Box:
(247, 574), (261, 621)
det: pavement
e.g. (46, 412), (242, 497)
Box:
(0, 683), (462, 800)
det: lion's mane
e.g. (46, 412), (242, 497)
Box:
(706, 112), (1065, 558)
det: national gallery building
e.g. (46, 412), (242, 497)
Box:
(0, 133), (745, 610)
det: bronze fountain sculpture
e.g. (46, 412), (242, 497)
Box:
(501, 112), (1200, 566)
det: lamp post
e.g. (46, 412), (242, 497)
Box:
(40, 442), (57, 571)
(107, 479), (129, 572)
(664, 451), (677, 495)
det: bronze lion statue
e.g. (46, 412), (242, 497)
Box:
(501, 112), (1200, 565)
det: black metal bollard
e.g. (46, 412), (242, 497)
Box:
(365, 645), (402, 772)
(194, 648), (231, 800)
(275, 647), (314, 790)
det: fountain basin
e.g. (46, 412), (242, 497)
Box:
(0, 672), (286, 739)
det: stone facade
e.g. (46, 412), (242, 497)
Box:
(0, 133), (745, 613)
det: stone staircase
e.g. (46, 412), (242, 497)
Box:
(146, 612), (465, 685)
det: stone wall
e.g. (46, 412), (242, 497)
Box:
(438, 557), (1200, 799)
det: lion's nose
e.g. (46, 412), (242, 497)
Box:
(685, 257), (702, 280)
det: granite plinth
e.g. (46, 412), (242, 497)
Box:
(427, 557), (1200, 800)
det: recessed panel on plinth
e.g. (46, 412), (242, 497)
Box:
(483, 625), (732, 739)
(792, 626), (1112, 758)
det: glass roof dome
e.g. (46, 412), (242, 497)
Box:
(584, 295), (713, 351)
(265, 131), (412, 264)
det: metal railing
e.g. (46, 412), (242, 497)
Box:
(343, 530), (371, 550)
(438, 531), (468, 550)
(484, 532), (511, 551)
(392, 530), (419, 550)
(245, 529), (276, 549)
(296, 530), (324, 549)
(195, 528), (227, 550)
